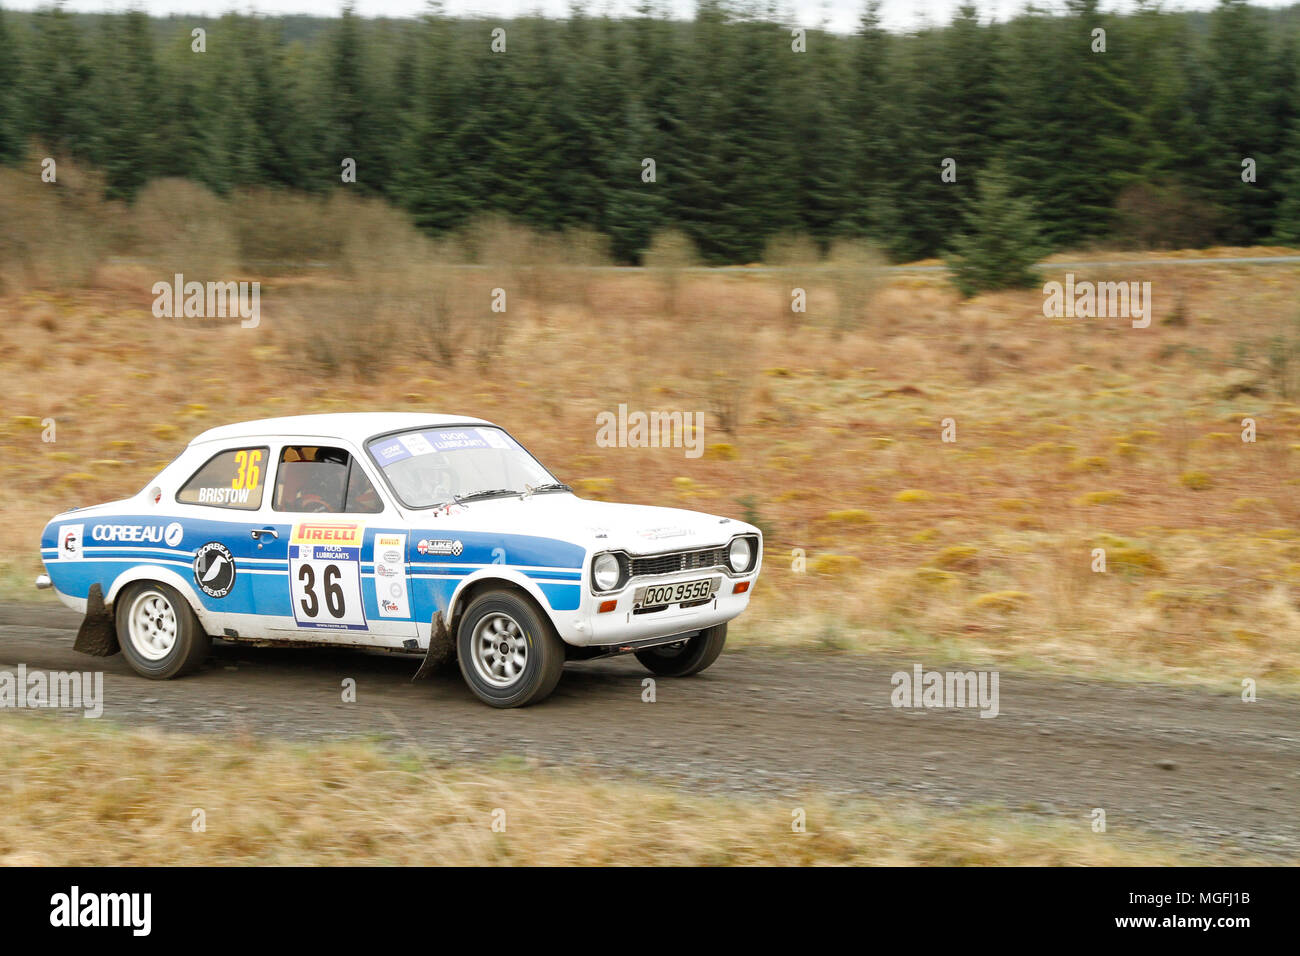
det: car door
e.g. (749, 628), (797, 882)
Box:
(171, 443), (275, 638)
(254, 440), (418, 648)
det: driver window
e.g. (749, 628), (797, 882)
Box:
(273, 446), (383, 514)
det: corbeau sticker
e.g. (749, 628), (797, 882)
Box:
(193, 541), (236, 598)
(90, 522), (184, 547)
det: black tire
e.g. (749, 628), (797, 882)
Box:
(456, 590), (565, 708)
(114, 581), (211, 679)
(634, 623), (727, 677)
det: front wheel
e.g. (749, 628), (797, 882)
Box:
(115, 582), (211, 679)
(456, 591), (565, 707)
(635, 623), (727, 677)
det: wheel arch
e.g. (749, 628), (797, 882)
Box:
(104, 565), (213, 633)
(446, 570), (557, 641)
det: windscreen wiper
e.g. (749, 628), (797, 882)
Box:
(457, 488), (520, 503)
(521, 482), (573, 498)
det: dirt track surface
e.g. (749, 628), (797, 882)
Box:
(3, 603), (1298, 858)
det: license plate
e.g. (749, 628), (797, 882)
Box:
(635, 578), (718, 609)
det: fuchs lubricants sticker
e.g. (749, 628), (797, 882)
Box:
(373, 532), (410, 619)
(288, 522), (367, 630)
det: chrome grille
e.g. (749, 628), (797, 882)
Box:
(629, 547), (726, 578)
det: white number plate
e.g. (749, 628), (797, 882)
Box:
(290, 542), (367, 630)
(636, 577), (718, 609)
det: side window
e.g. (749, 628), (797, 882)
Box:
(345, 458), (384, 514)
(274, 446), (383, 515)
(176, 447), (268, 510)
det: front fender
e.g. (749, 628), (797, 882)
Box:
(446, 566), (563, 626)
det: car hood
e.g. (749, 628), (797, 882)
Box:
(406, 493), (752, 553)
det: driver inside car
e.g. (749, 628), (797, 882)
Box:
(280, 447), (349, 513)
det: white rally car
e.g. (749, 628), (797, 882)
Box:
(36, 414), (762, 707)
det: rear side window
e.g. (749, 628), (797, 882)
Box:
(176, 447), (268, 510)
(274, 446), (383, 514)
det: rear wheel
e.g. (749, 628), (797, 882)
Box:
(456, 591), (565, 708)
(115, 582), (211, 679)
(635, 623), (727, 677)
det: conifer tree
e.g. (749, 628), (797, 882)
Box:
(944, 161), (1045, 297)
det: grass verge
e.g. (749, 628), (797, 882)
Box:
(0, 715), (1263, 866)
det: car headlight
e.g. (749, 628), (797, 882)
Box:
(728, 537), (753, 573)
(592, 552), (622, 591)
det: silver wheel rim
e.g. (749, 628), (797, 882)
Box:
(127, 589), (178, 661)
(471, 612), (529, 687)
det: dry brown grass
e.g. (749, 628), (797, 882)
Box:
(0, 155), (120, 293)
(3, 193), (1300, 690)
(0, 716), (1242, 866)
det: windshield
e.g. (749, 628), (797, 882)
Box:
(367, 426), (556, 509)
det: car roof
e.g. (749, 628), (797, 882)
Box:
(189, 412), (495, 448)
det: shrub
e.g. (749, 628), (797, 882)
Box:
(232, 188), (339, 270)
(894, 489), (933, 503)
(944, 161), (1044, 298)
(132, 178), (238, 278)
(931, 545), (979, 571)
(825, 508), (873, 525)
(826, 238), (887, 333)
(971, 590), (1030, 612)
(0, 158), (110, 292)
(808, 554), (861, 575)
(1072, 490), (1125, 506)
(643, 229), (699, 316)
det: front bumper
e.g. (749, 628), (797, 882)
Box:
(555, 570), (758, 647)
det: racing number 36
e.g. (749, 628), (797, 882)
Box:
(298, 563), (345, 618)
(232, 449), (262, 490)
(289, 541), (367, 630)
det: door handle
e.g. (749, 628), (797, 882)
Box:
(250, 528), (279, 540)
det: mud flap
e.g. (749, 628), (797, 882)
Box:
(73, 583), (120, 657)
(412, 611), (456, 680)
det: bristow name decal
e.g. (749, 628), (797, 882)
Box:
(197, 487), (253, 505)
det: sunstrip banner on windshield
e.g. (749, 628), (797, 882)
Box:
(368, 427), (511, 466)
